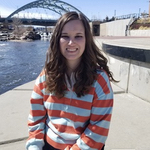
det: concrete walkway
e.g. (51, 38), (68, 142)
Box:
(94, 36), (150, 50)
(1, 36), (150, 150)
(0, 81), (35, 149)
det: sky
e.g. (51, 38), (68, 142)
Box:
(0, 0), (149, 20)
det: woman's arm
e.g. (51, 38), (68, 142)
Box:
(26, 72), (47, 150)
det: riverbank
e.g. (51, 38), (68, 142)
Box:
(9, 39), (31, 42)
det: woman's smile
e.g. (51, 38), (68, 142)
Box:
(60, 19), (86, 70)
(66, 48), (78, 52)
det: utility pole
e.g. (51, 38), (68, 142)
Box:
(139, 8), (141, 17)
(114, 10), (116, 17)
(149, 0), (150, 17)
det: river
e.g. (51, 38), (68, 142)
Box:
(0, 40), (50, 95)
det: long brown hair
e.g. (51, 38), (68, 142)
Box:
(45, 11), (116, 98)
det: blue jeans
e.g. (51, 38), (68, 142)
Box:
(43, 140), (105, 150)
(43, 141), (59, 150)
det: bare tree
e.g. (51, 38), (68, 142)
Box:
(12, 17), (26, 39)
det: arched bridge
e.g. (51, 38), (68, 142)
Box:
(4, 0), (90, 26)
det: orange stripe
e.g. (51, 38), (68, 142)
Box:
(71, 144), (81, 150)
(28, 119), (46, 126)
(47, 110), (89, 122)
(38, 81), (46, 90)
(93, 90), (98, 99)
(33, 84), (43, 96)
(46, 135), (70, 149)
(64, 145), (72, 150)
(30, 110), (46, 117)
(88, 86), (95, 95)
(46, 96), (70, 105)
(52, 123), (84, 134)
(28, 130), (44, 140)
(30, 98), (43, 105)
(70, 99), (92, 110)
(43, 95), (50, 101)
(90, 114), (112, 122)
(33, 82), (46, 93)
(81, 133), (104, 149)
(46, 96), (92, 110)
(97, 74), (110, 94)
(88, 124), (109, 136)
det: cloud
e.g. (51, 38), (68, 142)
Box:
(0, 6), (15, 17)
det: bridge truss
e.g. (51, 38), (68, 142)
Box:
(6, 0), (90, 21)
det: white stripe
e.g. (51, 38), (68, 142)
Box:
(41, 88), (53, 95)
(31, 91), (43, 99)
(26, 138), (44, 150)
(50, 116), (88, 129)
(77, 138), (97, 150)
(85, 128), (107, 143)
(35, 75), (46, 85)
(28, 114), (45, 122)
(64, 90), (94, 102)
(92, 107), (113, 115)
(47, 121), (80, 140)
(90, 120), (110, 129)
(46, 125), (77, 144)
(97, 93), (113, 100)
(94, 80), (104, 95)
(99, 71), (112, 92)
(45, 102), (90, 117)
(31, 104), (45, 111)
(28, 122), (45, 132)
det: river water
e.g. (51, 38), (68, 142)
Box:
(0, 40), (50, 95)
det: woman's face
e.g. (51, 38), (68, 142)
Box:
(59, 19), (86, 68)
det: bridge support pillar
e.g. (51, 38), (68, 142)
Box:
(90, 21), (100, 36)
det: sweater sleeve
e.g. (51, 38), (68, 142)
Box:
(65, 71), (114, 150)
(26, 72), (47, 150)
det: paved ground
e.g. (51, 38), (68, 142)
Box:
(94, 36), (150, 50)
(0, 36), (150, 150)
(1, 81), (150, 150)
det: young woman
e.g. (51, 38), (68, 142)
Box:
(26, 11), (116, 150)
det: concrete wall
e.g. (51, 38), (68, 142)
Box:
(128, 61), (150, 101)
(100, 19), (130, 36)
(108, 55), (129, 91)
(129, 30), (150, 36)
(108, 54), (150, 103)
(99, 19), (150, 37)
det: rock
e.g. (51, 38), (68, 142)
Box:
(25, 31), (41, 40)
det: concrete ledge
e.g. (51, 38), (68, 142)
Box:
(111, 83), (125, 94)
(13, 80), (35, 90)
(130, 30), (150, 36)
(102, 38), (150, 63)
(104, 52), (150, 102)
(95, 37), (150, 102)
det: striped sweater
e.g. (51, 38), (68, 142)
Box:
(26, 70), (113, 150)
